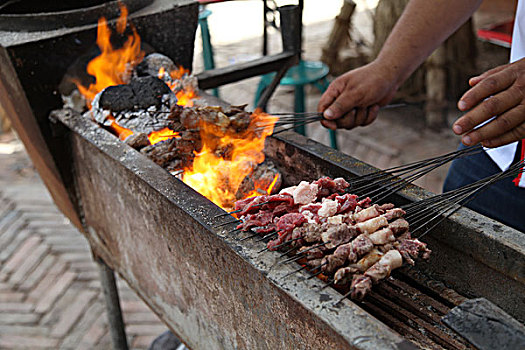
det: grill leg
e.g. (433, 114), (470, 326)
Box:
(97, 258), (129, 350)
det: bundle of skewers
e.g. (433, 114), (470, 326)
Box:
(215, 145), (524, 302)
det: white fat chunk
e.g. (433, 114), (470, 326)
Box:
(279, 186), (297, 196)
(318, 199), (338, 217)
(292, 181), (319, 205)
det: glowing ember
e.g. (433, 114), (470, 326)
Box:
(182, 109), (279, 209)
(148, 128), (180, 145)
(158, 67), (198, 107)
(74, 4), (280, 209)
(74, 3), (144, 107)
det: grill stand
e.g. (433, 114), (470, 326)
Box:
(97, 256), (130, 350)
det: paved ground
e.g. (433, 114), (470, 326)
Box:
(0, 137), (167, 349)
(0, 1), (514, 348)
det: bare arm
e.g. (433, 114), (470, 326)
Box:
(319, 0), (482, 129)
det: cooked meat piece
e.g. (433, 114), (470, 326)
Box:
(327, 215), (346, 225)
(351, 275), (372, 300)
(322, 242), (355, 274)
(298, 245), (327, 260)
(293, 181), (319, 205)
(356, 216), (388, 234)
(318, 199), (339, 217)
(389, 218), (409, 235)
(353, 204), (381, 223)
(334, 248), (384, 285)
(313, 177), (350, 195)
(383, 208), (406, 221)
(350, 249), (384, 273)
(396, 238), (431, 265)
(368, 227), (396, 245)
(321, 224), (359, 248)
(292, 223), (326, 243)
(364, 250), (403, 283)
(378, 203), (395, 211)
(357, 197), (372, 208)
(321, 233), (373, 274)
(351, 234), (373, 256)
(306, 258), (323, 269)
(334, 267), (356, 285)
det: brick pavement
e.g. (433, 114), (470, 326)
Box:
(0, 151), (167, 349)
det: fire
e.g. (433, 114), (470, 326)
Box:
(158, 67), (198, 107)
(107, 116), (134, 141)
(182, 109), (279, 209)
(74, 4), (279, 210)
(148, 128), (180, 145)
(75, 3), (144, 107)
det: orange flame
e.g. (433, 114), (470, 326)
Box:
(158, 67), (198, 107)
(75, 3), (144, 107)
(182, 109), (278, 209)
(148, 128), (180, 145)
(107, 116), (134, 141)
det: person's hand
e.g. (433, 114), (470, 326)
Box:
(453, 57), (525, 148)
(317, 61), (400, 130)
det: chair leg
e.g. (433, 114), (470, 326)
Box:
(329, 129), (338, 150)
(294, 85), (306, 136)
(199, 12), (219, 97)
(254, 78), (269, 111)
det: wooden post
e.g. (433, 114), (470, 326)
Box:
(321, 0), (356, 75)
(425, 46), (447, 128)
(0, 109), (11, 133)
(0, 46), (82, 229)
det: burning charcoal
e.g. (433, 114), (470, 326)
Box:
(99, 76), (173, 112)
(141, 138), (180, 167)
(135, 53), (177, 79)
(236, 160), (282, 199)
(179, 107), (201, 129)
(125, 132), (150, 150)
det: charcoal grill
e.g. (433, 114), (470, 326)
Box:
(2, 1), (525, 349)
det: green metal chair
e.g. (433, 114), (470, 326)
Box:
(198, 7), (219, 97)
(253, 60), (338, 149)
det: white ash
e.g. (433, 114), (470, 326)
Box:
(88, 89), (177, 134)
(61, 90), (86, 113)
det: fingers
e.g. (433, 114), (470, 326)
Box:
(318, 81), (340, 114)
(483, 122), (525, 148)
(354, 107), (368, 126)
(453, 87), (523, 138)
(324, 92), (362, 120)
(458, 67), (515, 111)
(460, 105), (525, 146)
(321, 110), (356, 130)
(364, 105), (380, 125)
(320, 106), (380, 131)
(334, 110), (356, 129)
(468, 65), (509, 87)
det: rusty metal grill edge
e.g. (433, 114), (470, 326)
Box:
(51, 108), (525, 349)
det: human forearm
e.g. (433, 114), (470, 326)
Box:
(376, 0), (482, 86)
